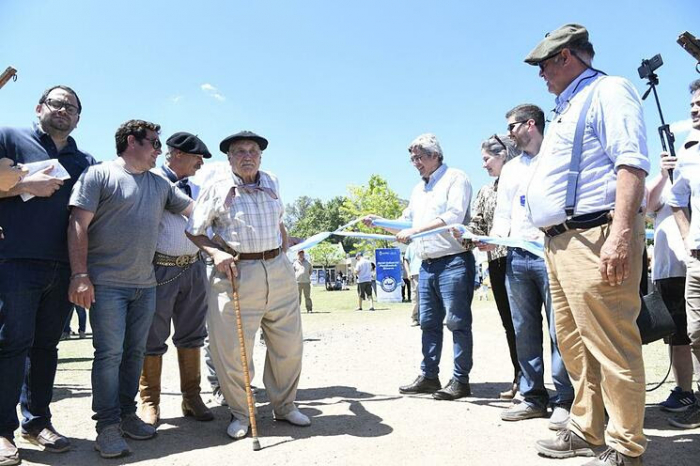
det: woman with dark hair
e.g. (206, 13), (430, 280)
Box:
(466, 134), (521, 399)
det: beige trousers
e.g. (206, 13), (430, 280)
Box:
(207, 254), (303, 422)
(683, 257), (700, 383)
(298, 282), (312, 312)
(410, 275), (419, 322)
(545, 214), (646, 457)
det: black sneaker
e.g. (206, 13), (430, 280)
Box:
(399, 375), (441, 394)
(432, 378), (471, 400)
(20, 425), (71, 453)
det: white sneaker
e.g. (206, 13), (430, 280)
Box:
(226, 417), (249, 440)
(548, 406), (570, 431)
(275, 409), (311, 426)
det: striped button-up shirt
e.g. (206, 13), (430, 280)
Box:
(525, 70), (649, 228)
(186, 169), (283, 253)
(154, 165), (201, 257)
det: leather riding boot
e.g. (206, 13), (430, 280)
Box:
(139, 354), (162, 425)
(178, 347), (214, 421)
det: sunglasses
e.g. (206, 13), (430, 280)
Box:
(492, 134), (507, 151)
(507, 120), (528, 132)
(142, 137), (162, 150)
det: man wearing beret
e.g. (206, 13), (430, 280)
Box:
(186, 131), (309, 440)
(68, 120), (193, 458)
(138, 132), (214, 426)
(523, 25), (649, 465)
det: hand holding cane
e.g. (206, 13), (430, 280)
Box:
(229, 271), (261, 451)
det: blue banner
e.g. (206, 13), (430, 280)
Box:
(375, 248), (402, 303)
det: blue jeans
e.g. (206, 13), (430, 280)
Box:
(419, 252), (475, 384)
(0, 259), (72, 438)
(90, 285), (156, 432)
(505, 248), (573, 409)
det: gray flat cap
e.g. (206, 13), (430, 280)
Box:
(524, 24), (589, 65)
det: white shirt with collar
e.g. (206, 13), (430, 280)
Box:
(525, 69), (649, 228)
(401, 163), (471, 260)
(491, 152), (543, 242)
(667, 139), (700, 249)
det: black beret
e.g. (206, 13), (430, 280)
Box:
(166, 132), (212, 158)
(524, 24), (590, 65)
(219, 130), (269, 154)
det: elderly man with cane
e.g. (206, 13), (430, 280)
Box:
(186, 130), (309, 445)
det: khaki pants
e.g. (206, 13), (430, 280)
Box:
(298, 282), (312, 312)
(207, 254), (303, 421)
(545, 214), (646, 457)
(683, 258), (700, 385)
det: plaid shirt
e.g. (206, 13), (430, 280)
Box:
(186, 170), (283, 253)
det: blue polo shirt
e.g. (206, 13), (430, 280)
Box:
(0, 124), (96, 262)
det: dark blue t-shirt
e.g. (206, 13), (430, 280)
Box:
(0, 125), (96, 262)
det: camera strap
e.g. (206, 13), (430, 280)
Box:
(564, 77), (606, 218)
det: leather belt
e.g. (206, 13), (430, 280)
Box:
(154, 252), (201, 267)
(236, 247), (281, 261)
(541, 210), (612, 238)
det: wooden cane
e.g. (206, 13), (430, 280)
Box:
(230, 275), (261, 451)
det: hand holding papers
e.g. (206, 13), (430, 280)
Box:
(18, 160), (70, 201)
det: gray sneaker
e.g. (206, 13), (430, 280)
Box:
(94, 425), (131, 459)
(212, 387), (228, 406)
(549, 406), (571, 430)
(120, 413), (156, 440)
(501, 401), (548, 421)
(668, 402), (700, 429)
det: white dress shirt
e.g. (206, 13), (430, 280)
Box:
(668, 141), (700, 249)
(650, 182), (687, 281)
(401, 164), (471, 260)
(491, 153), (543, 242)
(154, 166), (200, 257)
(526, 69), (649, 228)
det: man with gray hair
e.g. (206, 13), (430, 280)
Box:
(365, 133), (474, 401)
(138, 132), (214, 427)
(523, 25), (649, 465)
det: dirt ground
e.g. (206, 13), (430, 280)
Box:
(13, 289), (700, 466)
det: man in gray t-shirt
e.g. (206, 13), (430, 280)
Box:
(67, 120), (192, 459)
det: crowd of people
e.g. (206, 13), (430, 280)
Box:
(1, 22), (699, 466)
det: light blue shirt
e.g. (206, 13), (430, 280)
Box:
(402, 164), (471, 260)
(526, 70), (649, 228)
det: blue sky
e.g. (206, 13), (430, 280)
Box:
(1, 0), (699, 205)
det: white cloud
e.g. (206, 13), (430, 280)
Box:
(170, 95), (183, 103)
(201, 83), (226, 101)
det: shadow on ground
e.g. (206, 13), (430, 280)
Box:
(21, 385), (395, 464)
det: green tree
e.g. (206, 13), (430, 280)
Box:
(341, 174), (406, 253)
(284, 196), (314, 233)
(287, 195), (352, 250)
(308, 242), (346, 288)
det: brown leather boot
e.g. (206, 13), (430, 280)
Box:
(178, 347), (214, 421)
(138, 354), (162, 425)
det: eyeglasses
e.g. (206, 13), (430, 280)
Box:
(492, 134), (508, 151)
(507, 120), (528, 132)
(410, 153), (435, 164)
(538, 53), (561, 72)
(142, 137), (162, 150)
(43, 98), (80, 116)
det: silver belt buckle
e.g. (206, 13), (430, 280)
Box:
(175, 255), (190, 267)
